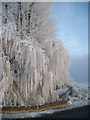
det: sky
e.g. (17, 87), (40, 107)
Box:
(51, 2), (88, 84)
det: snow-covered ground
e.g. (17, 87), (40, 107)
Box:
(0, 100), (88, 119)
(0, 82), (88, 119)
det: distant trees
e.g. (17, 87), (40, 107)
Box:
(2, 2), (56, 41)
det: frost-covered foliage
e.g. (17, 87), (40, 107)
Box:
(0, 26), (70, 107)
(0, 2), (70, 107)
(2, 2), (56, 41)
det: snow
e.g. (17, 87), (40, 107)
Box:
(0, 80), (88, 119)
(1, 99), (88, 119)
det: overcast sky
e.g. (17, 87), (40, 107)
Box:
(52, 2), (88, 84)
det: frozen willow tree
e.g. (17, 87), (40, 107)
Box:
(0, 2), (70, 107)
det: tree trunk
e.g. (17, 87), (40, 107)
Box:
(28, 2), (34, 34)
(18, 2), (22, 38)
(5, 3), (8, 24)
